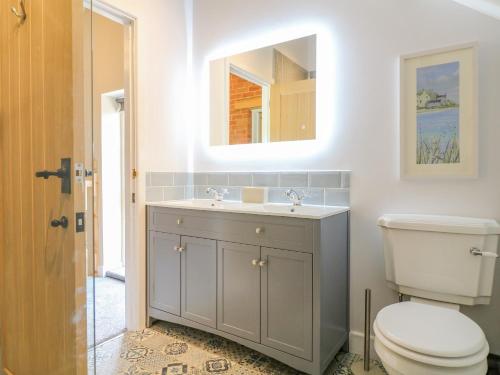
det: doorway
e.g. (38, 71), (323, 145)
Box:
(101, 90), (126, 282)
(85, 1), (137, 351)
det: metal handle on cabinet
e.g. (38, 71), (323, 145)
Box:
(255, 227), (264, 234)
(174, 245), (184, 252)
(177, 218), (183, 225)
(251, 259), (259, 266)
(258, 260), (266, 267)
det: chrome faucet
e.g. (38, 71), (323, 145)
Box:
(285, 188), (305, 206)
(206, 187), (228, 201)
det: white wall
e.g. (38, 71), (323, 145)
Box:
(94, 0), (190, 330)
(191, 0), (500, 354)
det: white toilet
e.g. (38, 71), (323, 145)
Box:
(375, 214), (500, 375)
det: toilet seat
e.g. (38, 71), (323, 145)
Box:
(374, 302), (489, 368)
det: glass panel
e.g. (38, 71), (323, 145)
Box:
(85, 2), (96, 375)
(89, 4), (128, 374)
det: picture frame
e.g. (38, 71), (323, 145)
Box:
(400, 43), (478, 178)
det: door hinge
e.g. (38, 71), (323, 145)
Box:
(132, 168), (138, 179)
(132, 193), (136, 203)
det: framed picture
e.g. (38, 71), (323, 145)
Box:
(400, 43), (478, 178)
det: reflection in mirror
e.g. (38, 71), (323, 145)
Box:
(210, 35), (316, 146)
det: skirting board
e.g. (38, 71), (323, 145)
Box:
(349, 331), (379, 360)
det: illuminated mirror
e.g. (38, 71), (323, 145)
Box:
(210, 35), (316, 146)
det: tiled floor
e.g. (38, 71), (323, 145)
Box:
(89, 321), (387, 375)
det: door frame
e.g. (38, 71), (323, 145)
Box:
(84, 0), (138, 331)
(227, 64), (271, 144)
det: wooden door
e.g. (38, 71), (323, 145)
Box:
(270, 79), (316, 142)
(217, 242), (261, 342)
(0, 0), (87, 374)
(148, 232), (181, 315)
(181, 236), (217, 328)
(260, 247), (313, 360)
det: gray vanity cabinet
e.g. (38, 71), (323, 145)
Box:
(261, 247), (313, 360)
(181, 236), (217, 328)
(217, 241), (261, 342)
(147, 205), (349, 375)
(148, 231), (181, 316)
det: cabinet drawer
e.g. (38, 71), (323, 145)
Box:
(149, 206), (314, 253)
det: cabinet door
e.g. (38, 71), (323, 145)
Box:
(181, 236), (217, 328)
(217, 242), (261, 342)
(148, 231), (181, 315)
(261, 247), (313, 360)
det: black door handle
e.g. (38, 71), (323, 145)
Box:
(51, 216), (68, 229)
(35, 169), (67, 179)
(35, 158), (71, 194)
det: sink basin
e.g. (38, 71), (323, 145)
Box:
(148, 199), (349, 219)
(262, 203), (331, 216)
(160, 199), (233, 209)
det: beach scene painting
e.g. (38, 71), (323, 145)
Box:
(416, 61), (460, 164)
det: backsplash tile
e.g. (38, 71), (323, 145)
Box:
(146, 170), (351, 207)
(252, 173), (279, 187)
(164, 187), (185, 201)
(267, 188), (288, 204)
(207, 173), (228, 186)
(341, 172), (350, 188)
(150, 172), (174, 187)
(325, 188), (350, 206)
(302, 188), (325, 206)
(184, 185), (195, 199)
(194, 185), (209, 199)
(279, 172), (308, 188)
(193, 173), (208, 185)
(228, 173), (252, 187)
(174, 172), (192, 186)
(309, 171), (341, 188)
(146, 187), (164, 201)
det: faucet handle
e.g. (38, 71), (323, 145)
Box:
(206, 187), (228, 201)
(285, 188), (307, 205)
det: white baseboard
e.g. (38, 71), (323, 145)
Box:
(349, 330), (379, 360)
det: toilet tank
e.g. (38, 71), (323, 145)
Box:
(378, 214), (500, 305)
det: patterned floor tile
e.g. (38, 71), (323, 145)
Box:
(91, 321), (386, 375)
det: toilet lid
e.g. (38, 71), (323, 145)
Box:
(375, 302), (486, 358)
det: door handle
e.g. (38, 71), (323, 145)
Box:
(35, 158), (71, 194)
(36, 170), (66, 179)
(51, 216), (68, 229)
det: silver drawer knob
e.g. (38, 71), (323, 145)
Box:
(251, 259), (259, 266)
(174, 245), (184, 252)
(258, 260), (266, 267)
(255, 227), (264, 234)
(177, 218), (183, 225)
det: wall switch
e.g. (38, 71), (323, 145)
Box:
(75, 212), (85, 233)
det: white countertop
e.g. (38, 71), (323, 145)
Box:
(147, 199), (349, 219)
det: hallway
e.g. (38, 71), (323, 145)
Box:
(88, 277), (126, 347)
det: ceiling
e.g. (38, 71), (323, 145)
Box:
(451, 0), (500, 20)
